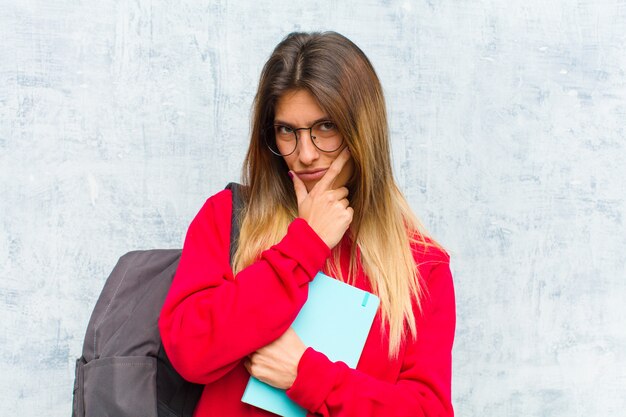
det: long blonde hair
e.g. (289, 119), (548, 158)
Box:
(234, 31), (440, 358)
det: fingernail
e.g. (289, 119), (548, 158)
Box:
(288, 171), (294, 179)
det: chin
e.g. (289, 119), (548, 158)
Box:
(303, 180), (318, 192)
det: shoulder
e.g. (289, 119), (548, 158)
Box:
(410, 236), (455, 321)
(179, 188), (236, 263)
(410, 234), (454, 298)
(195, 183), (247, 217)
(410, 235), (450, 274)
(192, 188), (233, 221)
(184, 188), (235, 245)
(205, 187), (233, 210)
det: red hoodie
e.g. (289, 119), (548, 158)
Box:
(158, 188), (456, 417)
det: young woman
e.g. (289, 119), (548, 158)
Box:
(159, 31), (456, 417)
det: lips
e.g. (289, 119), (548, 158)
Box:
(295, 168), (328, 181)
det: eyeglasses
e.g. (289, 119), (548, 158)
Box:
(264, 120), (344, 156)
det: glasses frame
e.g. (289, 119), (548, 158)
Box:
(264, 120), (344, 157)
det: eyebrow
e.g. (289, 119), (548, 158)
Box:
(273, 117), (331, 127)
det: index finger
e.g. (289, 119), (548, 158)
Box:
(314, 147), (351, 191)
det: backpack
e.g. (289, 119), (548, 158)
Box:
(72, 183), (244, 417)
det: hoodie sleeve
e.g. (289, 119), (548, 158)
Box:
(286, 257), (456, 417)
(158, 189), (331, 384)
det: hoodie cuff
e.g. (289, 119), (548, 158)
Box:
(286, 347), (344, 412)
(274, 218), (331, 285)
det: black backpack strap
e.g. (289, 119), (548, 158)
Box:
(225, 182), (244, 266)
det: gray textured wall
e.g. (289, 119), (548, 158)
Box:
(1, 0), (625, 415)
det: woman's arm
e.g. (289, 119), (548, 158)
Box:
(160, 152), (354, 385)
(158, 189), (331, 384)
(286, 261), (456, 417)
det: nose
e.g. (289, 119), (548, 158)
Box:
(296, 129), (320, 165)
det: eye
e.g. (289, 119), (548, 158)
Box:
(275, 125), (294, 135)
(317, 121), (337, 132)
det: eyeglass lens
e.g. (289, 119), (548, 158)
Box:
(267, 121), (343, 156)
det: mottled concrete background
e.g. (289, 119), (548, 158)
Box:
(1, 0), (625, 415)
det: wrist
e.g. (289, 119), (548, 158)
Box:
(288, 338), (307, 388)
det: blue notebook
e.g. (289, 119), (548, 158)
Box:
(241, 271), (380, 417)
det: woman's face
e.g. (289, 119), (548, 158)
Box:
(274, 89), (354, 192)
